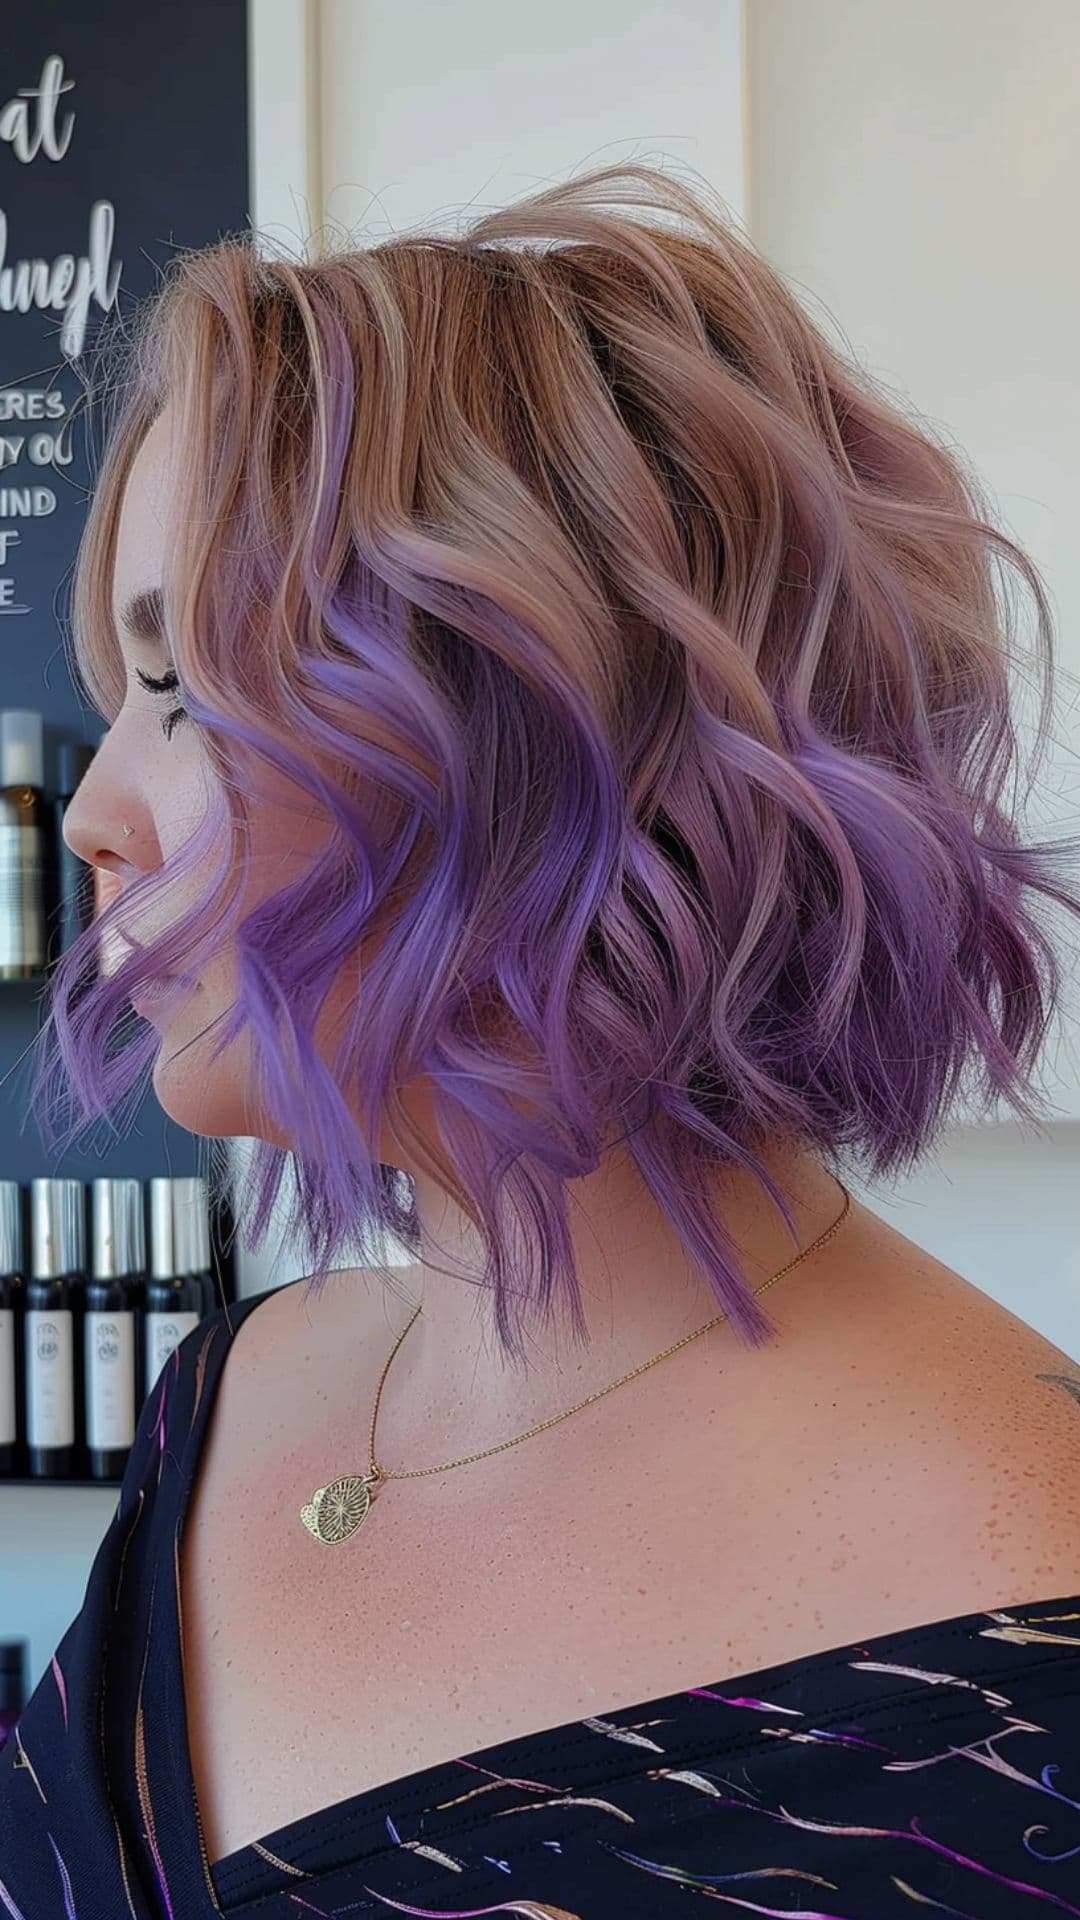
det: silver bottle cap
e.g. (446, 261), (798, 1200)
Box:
(149, 1176), (210, 1278)
(91, 1177), (146, 1279)
(0, 1182), (22, 1274)
(29, 1178), (86, 1278)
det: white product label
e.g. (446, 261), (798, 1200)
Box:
(85, 1310), (136, 1450)
(26, 1309), (75, 1449)
(146, 1311), (200, 1391)
(0, 1309), (15, 1447)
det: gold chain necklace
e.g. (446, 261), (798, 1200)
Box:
(300, 1179), (852, 1543)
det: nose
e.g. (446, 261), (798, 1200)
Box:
(61, 730), (143, 872)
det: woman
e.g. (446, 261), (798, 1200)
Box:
(3, 162), (1080, 1917)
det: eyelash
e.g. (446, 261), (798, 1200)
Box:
(135, 666), (187, 741)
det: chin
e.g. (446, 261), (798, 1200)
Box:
(150, 1048), (250, 1138)
(149, 1005), (264, 1140)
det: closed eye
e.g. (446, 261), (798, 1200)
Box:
(135, 665), (187, 740)
(135, 667), (180, 695)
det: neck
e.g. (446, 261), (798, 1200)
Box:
(361, 1139), (850, 1462)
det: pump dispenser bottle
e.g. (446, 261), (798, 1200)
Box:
(86, 1179), (142, 1480)
(26, 1179), (85, 1478)
(0, 709), (47, 978)
(144, 1177), (205, 1400)
(0, 1641), (27, 1752)
(173, 1175), (214, 1316)
(0, 1183), (24, 1478)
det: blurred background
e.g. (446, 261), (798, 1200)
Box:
(1, 0), (1077, 1704)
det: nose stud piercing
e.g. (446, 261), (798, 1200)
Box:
(122, 824), (134, 837)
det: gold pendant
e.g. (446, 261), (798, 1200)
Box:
(299, 1473), (377, 1543)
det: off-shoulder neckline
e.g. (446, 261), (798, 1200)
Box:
(156, 1288), (1080, 1914)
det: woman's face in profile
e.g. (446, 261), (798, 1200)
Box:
(61, 404), (348, 1150)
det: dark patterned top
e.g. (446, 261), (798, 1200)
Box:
(2, 1285), (1080, 1918)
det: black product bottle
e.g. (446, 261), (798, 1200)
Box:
(174, 1175), (215, 1316)
(85, 1178), (141, 1481)
(0, 1182), (24, 1477)
(143, 1178), (204, 1404)
(26, 1179), (85, 1478)
(0, 709), (47, 978)
(0, 1640), (27, 1752)
(50, 739), (96, 963)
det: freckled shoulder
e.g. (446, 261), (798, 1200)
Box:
(203, 1268), (400, 1438)
(947, 1274), (1080, 1568)
(221, 1268), (361, 1352)
(811, 1206), (1080, 1608)
(200, 1225), (1080, 1626)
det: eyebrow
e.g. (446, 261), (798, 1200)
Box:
(119, 586), (167, 648)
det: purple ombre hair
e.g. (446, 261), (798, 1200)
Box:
(30, 162), (1080, 1361)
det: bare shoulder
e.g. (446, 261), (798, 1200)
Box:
(202, 1218), (1080, 1633)
(199, 1266), (415, 1463)
(850, 1199), (1080, 1439)
(220, 1265), (405, 1366)
(781, 1198), (1080, 1608)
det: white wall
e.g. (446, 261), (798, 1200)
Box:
(0, 1488), (115, 1695)
(312, 0), (744, 252)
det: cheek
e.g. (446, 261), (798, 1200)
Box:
(147, 937), (429, 1166)
(150, 754), (216, 851)
(144, 792), (387, 1153)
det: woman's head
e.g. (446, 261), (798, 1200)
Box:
(38, 160), (1080, 1359)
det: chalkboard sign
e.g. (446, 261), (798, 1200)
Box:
(0, 5), (248, 1217)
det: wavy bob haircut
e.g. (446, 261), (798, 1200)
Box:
(32, 161), (1080, 1360)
